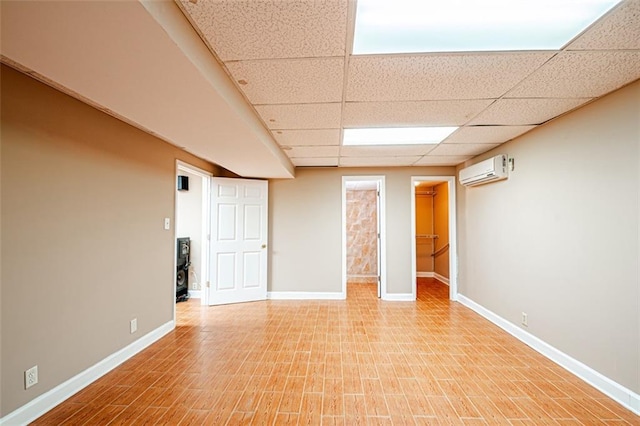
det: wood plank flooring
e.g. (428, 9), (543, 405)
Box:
(32, 279), (638, 425)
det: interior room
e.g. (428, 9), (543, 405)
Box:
(175, 164), (211, 303)
(345, 180), (379, 293)
(414, 181), (450, 285)
(1, 0), (639, 424)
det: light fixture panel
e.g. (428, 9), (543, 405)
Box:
(343, 127), (458, 146)
(353, 0), (621, 54)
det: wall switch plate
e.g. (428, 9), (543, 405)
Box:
(130, 318), (138, 334)
(164, 218), (171, 230)
(25, 366), (38, 389)
(521, 312), (528, 327)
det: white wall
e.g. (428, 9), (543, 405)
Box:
(176, 170), (203, 290)
(269, 166), (455, 295)
(456, 80), (640, 393)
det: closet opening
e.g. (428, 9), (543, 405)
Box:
(410, 176), (458, 301)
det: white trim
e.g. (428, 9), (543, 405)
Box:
(416, 272), (434, 278)
(434, 273), (449, 285)
(342, 176), (387, 299)
(457, 295), (640, 416)
(0, 321), (174, 426)
(267, 291), (345, 300)
(188, 290), (202, 299)
(410, 176), (458, 301)
(382, 293), (414, 301)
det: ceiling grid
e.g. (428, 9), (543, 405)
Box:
(177, 0), (640, 168)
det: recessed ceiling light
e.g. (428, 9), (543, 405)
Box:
(353, 0), (621, 54)
(343, 127), (457, 146)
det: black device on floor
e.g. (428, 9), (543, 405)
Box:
(176, 237), (190, 302)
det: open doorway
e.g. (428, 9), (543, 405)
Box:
(410, 176), (457, 301)
(175, 161), (211, 309)
(342, 176), (386, 299)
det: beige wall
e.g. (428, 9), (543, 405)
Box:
(456, 80), (640, 392)
(433, 182), (449, 278)
(415, 191), (434, 272)
(269, 166), (455, 295)
(346, 189), (378, 283)
(0, 65), (223, 415)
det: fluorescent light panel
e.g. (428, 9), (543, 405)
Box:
(353, 0), (621, 54)
(343, 127), (457, 146)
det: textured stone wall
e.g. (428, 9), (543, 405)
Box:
(346, 189), (378, 283)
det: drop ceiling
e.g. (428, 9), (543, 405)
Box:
(1, 1), (639, 177)
(177, 0), (640, 168)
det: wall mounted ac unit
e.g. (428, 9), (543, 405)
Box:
(459, 154), (508, 187)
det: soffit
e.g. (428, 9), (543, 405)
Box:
(0, 0), (294, 178)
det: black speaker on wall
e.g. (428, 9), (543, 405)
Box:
(177, 175), (189, 191)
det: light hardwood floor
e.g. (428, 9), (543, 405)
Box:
(32, 279), (638, 425)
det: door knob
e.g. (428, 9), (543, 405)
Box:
(261, 244), (267, 249)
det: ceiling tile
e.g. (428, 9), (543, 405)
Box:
(469, 98), (592, 125)
(226, 58), (344, 104)
(444, 126), (535, 144)
(292, 157), (339, 167)
(340, 144), (436, 157)
(567, 1), (640, 50)
(343, 100), (493, 127)
(339, 156), (421, 167)
(414, 155), (473, 166)
(428, 143), (499, 156)
(346, 53), (554, 102)
(273, 129), (340, 147)
(507, 51), (640, 98)
(286, 145), (340, 158)
(255, 103), (342, 129)
(177, 0), (347, 60)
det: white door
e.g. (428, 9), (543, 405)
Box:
(209, 178), (268, 305)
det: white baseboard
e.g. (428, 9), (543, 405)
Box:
(416, 272), (434, 278)
(188, 290), (202, 299)
(0, 321), (175, 426)
(382, 293), (414, 301)
(456, 295), (640, 416)
(434, 273), (450, 286)
(267, 291), (345, 300)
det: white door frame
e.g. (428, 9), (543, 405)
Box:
(175, 161), (212, 312)
(341, 176), (387, 298)
(410, 176), (458, 301)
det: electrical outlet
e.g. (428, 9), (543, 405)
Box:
(521, 312), (528, 327)
(130, 318), (138, 334)
(25, 366), (38, 389)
